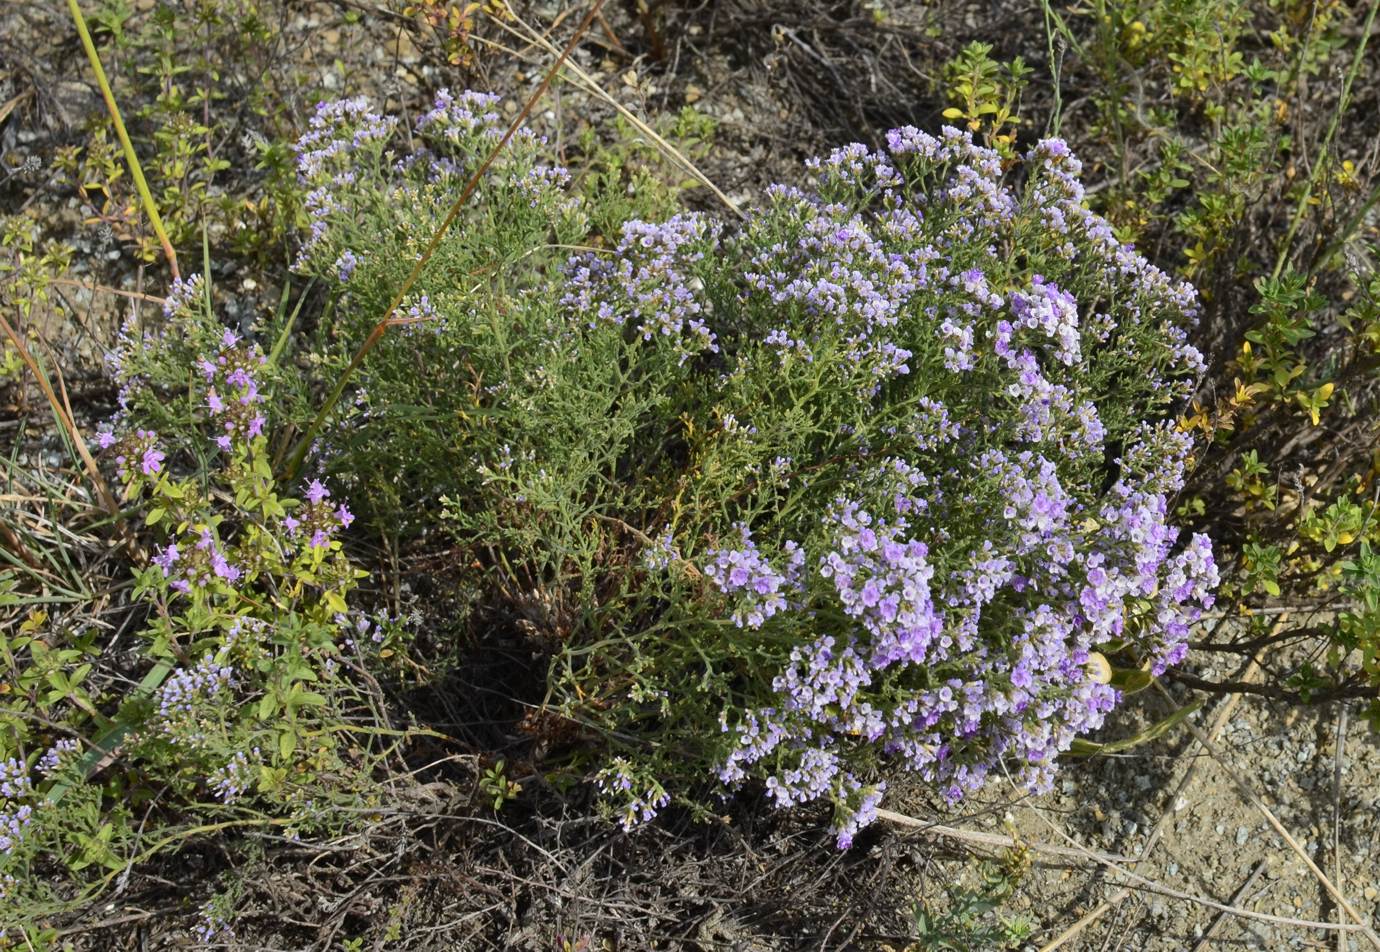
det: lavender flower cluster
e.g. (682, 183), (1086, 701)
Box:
(209, 748), (261, 804)
(573, 128), (1218, 846)
(595, 759), (671, 832)
(293, 89), (581, 287)
(714, 437), (1216, 845)
(294, 97), (398, 267)
(102, 273), (203, 424)
(97, 279), (271, 484)
(283, 478), (354, 554)
(199, 329), (268, 452)
(157, 655), (236, 745)
(0, 760), (34, 860)
(98, 426), (164, 482)
(703, 525), (805, 629)
(561, 214), (722, 365)
(0, 740), (78, 866)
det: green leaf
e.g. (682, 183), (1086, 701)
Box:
(1109, 666), (1153, 694)
(1066, 699), (1202, 757)
(47, 659), (174, 805)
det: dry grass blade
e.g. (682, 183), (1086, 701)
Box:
(0, 90), (29, 126)
(47, 277), (166, 305)
(875, 807), (1134, 865)
(492, 13), (746, 220)
(0, 311), (120, 522)
(1189, 859), (1269, 952)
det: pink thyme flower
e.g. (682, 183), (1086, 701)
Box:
(152, 544), (179, 577)
(141, 447), (165, 476)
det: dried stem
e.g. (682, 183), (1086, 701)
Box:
(0, 311), (121, 522)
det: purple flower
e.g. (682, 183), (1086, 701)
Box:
(152, 543), (180, 577)
(563, 215), (721, 365)
(209, 550), (240, 583)
(335, 249), (358, 282)
(209, 748), (260, 803)
(703, 524), (800, 629)
(37, 739), (79, 777)
(197, 334), (268, 451)
(305, 480), (330, 505)
(140, 446), (165, 476)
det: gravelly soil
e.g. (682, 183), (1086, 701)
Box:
(894, 649), (1380, 950)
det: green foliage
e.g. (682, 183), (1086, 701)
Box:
(279, 91), (1212, 844)
(1065, 0), (1380, 715)
(897, 852), (1035, 952)
(0, 216), (74, 324)
(0, 289), (411, 936)
(1336, 542), (1380, 724)
(573, 105), (718, 241)
(35, 0), (359, 272)
(941, 42), (1031, 157)
(402, 0), (507, 67)
(479, 758), (522, 810)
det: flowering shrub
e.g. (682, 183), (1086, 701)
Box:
(0, 285), (406, 937)
(285, 93), (1216, 847)
(558, 131), (1216, 845)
